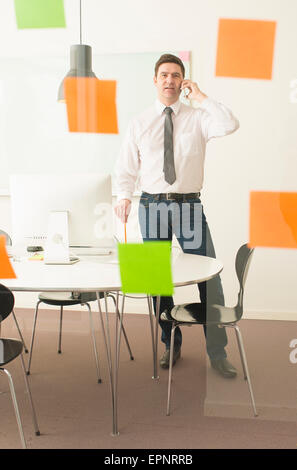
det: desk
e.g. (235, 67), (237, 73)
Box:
(4, 249), (223, 436)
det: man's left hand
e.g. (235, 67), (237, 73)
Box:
(181, 80), (207, 103)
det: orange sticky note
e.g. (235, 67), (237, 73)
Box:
(0, 236), (16, 278)
(249, 192), (297, 249)
(216, 19), (276, 80)
(64, 77), (118, 134)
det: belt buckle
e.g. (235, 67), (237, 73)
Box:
(166, 193), (176, 200)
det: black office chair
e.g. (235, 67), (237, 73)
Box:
(0, 284), (40, 449)
(161, 244), (258, 417)
(26, 291), (134, 382)
(0, 230), (28, 353)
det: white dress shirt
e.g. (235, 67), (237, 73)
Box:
(115, 97), (239, 201)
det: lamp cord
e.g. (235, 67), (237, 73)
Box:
(79, 0), (82, 44)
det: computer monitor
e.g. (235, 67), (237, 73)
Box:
(10, 173), (114, 255)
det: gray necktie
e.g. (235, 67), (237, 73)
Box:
(163, 107), (176, 185)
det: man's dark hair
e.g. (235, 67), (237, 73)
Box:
(154, 53), (185, 78)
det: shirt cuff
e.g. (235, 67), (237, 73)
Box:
(116, 193), (133, 202)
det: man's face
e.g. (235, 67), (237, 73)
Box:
(154, 62), (184, 105)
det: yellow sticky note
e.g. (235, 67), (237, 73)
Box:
(29, 254), (44, 261)
(117, 242), (174, 296)
(14, 0), (66, 29)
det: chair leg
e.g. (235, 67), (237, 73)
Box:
(233, 324), (247, 380)
(166, 322), (178, 416)
(83, 303), (102, 384)
(12, 310), (28, 353)
(0, 368), (27, 449)
(108, 294), (134, 361)
(58, 306), (63, 354)
(233, 325), (258, 417)
(26, 300), (42, 375)
(20, 354), (40, 436)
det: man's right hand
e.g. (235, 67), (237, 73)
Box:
(114, 199), (131, 223)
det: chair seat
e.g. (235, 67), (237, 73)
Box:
(38, 291), (100, 306)
(0, 338), (23, 366)
(162, 302), (240, 325)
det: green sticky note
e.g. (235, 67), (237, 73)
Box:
(118, 242), (174, 296)
(14, 0), (66, 29)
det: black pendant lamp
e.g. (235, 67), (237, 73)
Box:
(57, 0), (97, 103)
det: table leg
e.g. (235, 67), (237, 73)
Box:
(114, 292), (125, 433)
(147, 295), (156, 378)
(147, 295), (160, 380)
(96, 291), (124, 436)
(155, 295), (160, 377)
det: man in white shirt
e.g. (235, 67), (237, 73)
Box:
(115, 54), (239, 378)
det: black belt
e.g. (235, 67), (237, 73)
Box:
(142, 192), (201, 202)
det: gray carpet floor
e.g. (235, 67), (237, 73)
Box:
(0, 307), (296, 449)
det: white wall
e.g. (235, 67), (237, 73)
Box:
(0, 0), (297, 318)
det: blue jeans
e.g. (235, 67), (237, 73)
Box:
(138, 192), (227, 360)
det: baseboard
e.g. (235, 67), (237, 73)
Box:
(243, 310), (297, 321)
(13, 293), (297, 321)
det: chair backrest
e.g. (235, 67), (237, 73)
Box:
(235, 244), (254, 316)
(0, 284), (15, 324)
(0, 230), (12, 246)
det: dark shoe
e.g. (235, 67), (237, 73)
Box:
(160, 309), (174, 321)
(210, 358), (237, 378)
(160, 347), (181, 369)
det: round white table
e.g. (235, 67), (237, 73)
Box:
(6, 249), (223, 292)
(4, 249), (223, 436)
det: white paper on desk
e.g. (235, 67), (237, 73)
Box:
(44, 211), (70, 263)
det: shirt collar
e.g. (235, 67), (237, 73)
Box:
(155, 99), (181, 116)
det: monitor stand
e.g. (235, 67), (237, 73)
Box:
(44, 211), (80, 264)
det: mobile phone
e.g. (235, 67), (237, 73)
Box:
(181, 87), (188, 97)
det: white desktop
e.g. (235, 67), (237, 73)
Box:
(10, 174), (114, 263)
